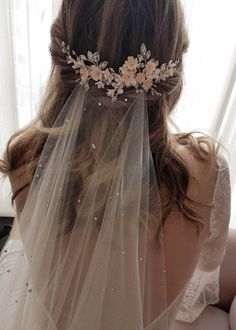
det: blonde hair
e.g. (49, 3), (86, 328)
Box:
(0, 0), (220, 237)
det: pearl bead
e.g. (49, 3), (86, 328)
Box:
(111, 288), (115, 292)
(98, 102), (102, 107)
(78, 199), (81, 203)
(83, 107), (87, 111)
(94, 217), (98, 221)
(122, 250), (125, 255)
(124, 98), (128, 102)
(92, 144), (96, 149)
(139, 258), (143, 262)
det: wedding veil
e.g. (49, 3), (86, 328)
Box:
(0, 81), (169, 329)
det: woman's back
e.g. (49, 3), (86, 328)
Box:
(6, 135), (230, 329)
(0, 0), (232, 328)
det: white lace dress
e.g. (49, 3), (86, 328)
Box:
(175, 155), (231, 323)
(147, 155), (231, 329)
(0, 156), (231, 329)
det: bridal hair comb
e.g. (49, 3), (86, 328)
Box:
(61, 41), (180, 103)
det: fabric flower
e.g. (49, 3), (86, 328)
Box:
(103, 69), (114, 84)
(143, 79), (153, 92)
(153, 69), (161, 81)
(144, 60), (157, 77)
(136, 72), (146, 84)
(122, 57), (139, 72)
(90, 66), (103, 81)
(80, 66), (89, 83)
(114, 74), (123, 85)
(122, 71), (137, 87)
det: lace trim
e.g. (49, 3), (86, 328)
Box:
(175, 155), (231, 323)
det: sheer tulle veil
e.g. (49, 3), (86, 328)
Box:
(0, 81), (171, 329)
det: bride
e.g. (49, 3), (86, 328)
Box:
(0, 0), (232, 329)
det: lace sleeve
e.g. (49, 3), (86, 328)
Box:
(198, 155), (231, 271)
(175, 155), (231, 323)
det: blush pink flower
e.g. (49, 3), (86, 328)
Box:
(145, 60), (157, 76)
(90, 66), (103, 81)
(122, 71), (137, 87)
(123, 57), (139, 72)
(143, 79), (153, 92)
(136, 72), (146, 84)
(80, 66), (89, 83)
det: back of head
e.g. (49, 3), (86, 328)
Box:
(51, 0), (188, 103)
(1, 0), (218, 236)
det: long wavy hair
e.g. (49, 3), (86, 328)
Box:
(0, 0), (220, 237)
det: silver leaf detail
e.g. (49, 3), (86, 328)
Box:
(140, 43), (147, 56)
(146, 50), (151, 60)
(84, 83), (90, 91)
(137, 54), (144, 62)
(99, 61), (109, 69)
(79, 55), (87, 61)
(93, 52), (100, 64)
(87, 51), (94, 62)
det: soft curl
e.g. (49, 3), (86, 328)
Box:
(0, 0), (222, 239)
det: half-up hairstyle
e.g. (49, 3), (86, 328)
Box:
(0, 0), (220, 237)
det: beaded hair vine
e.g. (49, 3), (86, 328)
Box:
(61, 41), (180, 103)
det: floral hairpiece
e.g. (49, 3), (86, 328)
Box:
(61, 41), (180, 103)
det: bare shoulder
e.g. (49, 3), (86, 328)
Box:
(162, 135), (221, 301)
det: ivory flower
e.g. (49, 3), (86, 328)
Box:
(103, 69), (114, 84)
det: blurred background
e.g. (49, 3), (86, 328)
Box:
(0, 0), (235, 228)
